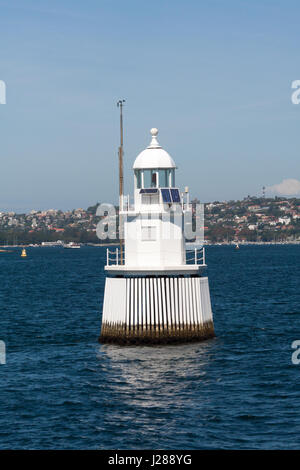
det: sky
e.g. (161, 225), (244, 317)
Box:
(0, 0), (300, 212)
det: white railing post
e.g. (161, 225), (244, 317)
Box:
(195, 247), (197, 265)
(116, 248), (119, 265)
(203, 247), (206, 265)
(106, 248), (109, 266)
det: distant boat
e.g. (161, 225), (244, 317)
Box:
(63, 242), (81, 249)
(41, 241), (64, 247)
(21, 248), (27, 258)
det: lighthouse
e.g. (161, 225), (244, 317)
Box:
(99, 128), (214, 344)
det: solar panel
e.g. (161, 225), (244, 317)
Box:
(170, 189), (181, 203)
(140, 188), (158, 194)
(161, 188), (171, 203)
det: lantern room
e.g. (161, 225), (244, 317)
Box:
(132, 128), (179, 210)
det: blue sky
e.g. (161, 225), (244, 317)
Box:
(0, 0), (299, 211)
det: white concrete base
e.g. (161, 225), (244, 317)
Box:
(100, 276), (214, 344)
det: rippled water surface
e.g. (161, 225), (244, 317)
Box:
(0, 245), (299, 449)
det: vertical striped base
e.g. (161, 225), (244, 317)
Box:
(99, 276), (214, 345)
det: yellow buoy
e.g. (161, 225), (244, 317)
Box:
(21, 248), (27, 258)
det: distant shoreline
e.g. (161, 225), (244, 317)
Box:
(0, 241), (299, 248)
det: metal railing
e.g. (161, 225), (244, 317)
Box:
(106, 247), (124, 266)
(186, 246), (206, 265)
(182, 202), (192, 211)
(120, 195), (135, 212)
(120, 196), (193, 213)
(107, 246), (205, 266)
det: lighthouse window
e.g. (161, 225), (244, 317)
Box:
(170, 169), (175, 187)
(142, 193), (159, 205)
(143, 170), (158, 188)
(143, 170), (151, 188)
(141, 226), (156, 241)
(135, 170), (142, 189)
(159, 169), (168, 187)
(157, 170), (175, 187)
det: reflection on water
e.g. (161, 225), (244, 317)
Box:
(96, 341), (216, 410)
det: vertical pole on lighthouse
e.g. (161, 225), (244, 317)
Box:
(117, 99), (125, 265)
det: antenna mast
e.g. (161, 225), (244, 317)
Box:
(117, 99), (125, 265)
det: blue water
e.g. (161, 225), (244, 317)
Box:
(0, 245), (299, 449)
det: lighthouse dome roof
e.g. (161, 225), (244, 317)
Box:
(133, 128), (176, 170)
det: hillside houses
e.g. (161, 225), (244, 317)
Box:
(0, 197), (299, 244)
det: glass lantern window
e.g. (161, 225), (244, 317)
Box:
(143, 170), (151, 188)
(159, 169), (169, 187)
(135, 170), (142, 189)
(143, 170), (157, 188)
(170, 169), (175, 187)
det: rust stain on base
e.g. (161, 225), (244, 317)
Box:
(99, 321), (215, 345)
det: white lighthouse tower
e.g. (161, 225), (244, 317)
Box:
(100, 128), (214, 344)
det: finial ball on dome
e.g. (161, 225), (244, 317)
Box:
(150, 128), (158, 136)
